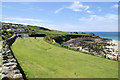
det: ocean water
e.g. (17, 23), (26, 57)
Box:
(78, 32), (119, 41)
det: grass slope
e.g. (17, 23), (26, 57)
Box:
(11, 37), (118, 78)
(27, 25), (70, 35)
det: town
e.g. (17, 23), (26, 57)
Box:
(1, 22), (29, 38)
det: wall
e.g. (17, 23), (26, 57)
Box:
(1, 35), (24, 80)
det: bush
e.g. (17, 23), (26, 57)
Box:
(113, 58), (116, 61)
(61, 45), (69, 48)
(104, 55), (106, 58)
(1, 30), (14, 40)
(8, 31), (14, 34)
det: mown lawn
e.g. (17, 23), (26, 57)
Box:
(11, 37), (118, 78)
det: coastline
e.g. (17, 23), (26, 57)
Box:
(108, 40), (119, 52)
(61, 33), (119, 60)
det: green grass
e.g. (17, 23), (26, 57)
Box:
(27, 25), (70, 35)
(11, 37), (118, 78)
(27, 25), (90, 36)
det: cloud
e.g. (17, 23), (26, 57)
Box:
(2, 14), (118, 32)
(54, 1), (91, 14)
(55, 8), (64, 14)
(1, 20), (29, 25)
(79, 14), (118, 32)
(86, 10), (93, 13)
(67, 1), (89, 12)
(4, 17), (46, 22)
(79, 14), (117, 22)
(112, 4), (119, 8)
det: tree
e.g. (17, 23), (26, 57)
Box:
(81, 32), (86, 34)
(73, 32), (78, 34)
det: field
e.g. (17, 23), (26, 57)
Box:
(11, 37), (118, 78)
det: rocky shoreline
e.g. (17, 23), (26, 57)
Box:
(61, 37), (119, 61)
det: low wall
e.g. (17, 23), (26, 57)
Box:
(1, 35), (24, 80)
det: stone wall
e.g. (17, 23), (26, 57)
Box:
(1, 35), (24, 80)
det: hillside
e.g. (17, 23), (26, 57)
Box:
(11, 37), (118, 78)
(27, 25), (70, 35)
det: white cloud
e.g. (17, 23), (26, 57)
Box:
(86, 10), (93, 13)
(79, 14), (118, 32)
(112, 4), (119, 8)
(4, 17), (46, 22)
(2, 14), (118, 32)
(2, 20), (29, 25)
(79, 14), (117, 22)
(55, 1), (91, 14)
(67, 1), (89, 12)
(55, 8), (64, 14)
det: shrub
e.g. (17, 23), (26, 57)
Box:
(113, 58), (116, 61)
(104, 55), (106, 58)
(1, 30), (14, 40)
(61, 45), (69, 49)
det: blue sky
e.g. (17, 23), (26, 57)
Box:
(2, 2), (118, 32)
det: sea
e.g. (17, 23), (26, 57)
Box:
(77, 32), (119, 41)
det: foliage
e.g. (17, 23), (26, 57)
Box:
(1, 30), (14, 40)
(104, 54), (106, 58)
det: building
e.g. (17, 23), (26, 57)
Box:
(2, 22), (12, 30)
(1, 22), (28, 33)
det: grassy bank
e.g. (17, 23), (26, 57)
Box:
(27, 25), (70, 35)
(11, 37), (118, 78)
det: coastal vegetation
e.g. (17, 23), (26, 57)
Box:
(1, 30), (14, 40)
(27, 25), (70, 35)
(11, 37), (118, 78)
(27, 25), (92, 44)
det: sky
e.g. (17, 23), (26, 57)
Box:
(1, 2), (119, 32)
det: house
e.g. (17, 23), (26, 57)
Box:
(7, 29), (12, 31)
(2, 23), (10, 30)
(15, 27), (25, 32)
(1, 22), (29, 35)
(10, 24), (27, 33)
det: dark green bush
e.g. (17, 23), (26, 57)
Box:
(104, 55), (106, 58)
(1, 30), (14, 40)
